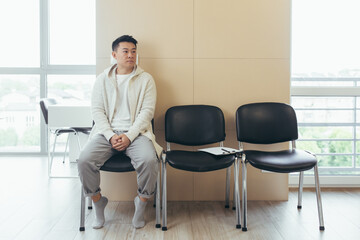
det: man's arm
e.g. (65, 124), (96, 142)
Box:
(91, 73), (115, 142)
(125, 76), (156, 142)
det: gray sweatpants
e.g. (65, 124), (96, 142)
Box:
(78, 131), (158, 199)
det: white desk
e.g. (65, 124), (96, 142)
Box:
(48, 104), (92, 162)
(48, 105), (92, 128)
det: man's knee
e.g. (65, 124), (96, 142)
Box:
(138, 154), (158, 170)
(77, 151), (93, 173)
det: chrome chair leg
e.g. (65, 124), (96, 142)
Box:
(154, 188), (156, 208)
(75, 131), (82, 151)
(161, 161), (167, 231)
(87, 197), (92, 209)
(233, 165), (236, 210)
(49, 133), (59, 177)
(241, 156), (247, 231)
(298, 171), (304, 209)
(79, 188), (85, 231)
(63, 133), (71, 164)
(225, 166), (231, 208)
(155, 162), (161, 228)
(234, 157), (241, 229)
(314, 164), (325, 230)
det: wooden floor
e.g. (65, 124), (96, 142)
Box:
(0, 157), (359, 240)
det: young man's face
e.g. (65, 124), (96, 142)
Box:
(112, 42), (137, 71)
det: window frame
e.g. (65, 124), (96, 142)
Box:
(0, 0), (95, 155)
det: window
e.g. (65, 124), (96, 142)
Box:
(49, 0), (95, 65)
(0, 0), (96, 154)
(0, 0), (40, 67)
(47, 75), (95, 103)
(291, 0), (360, 174)
(0, 75), (40, 152)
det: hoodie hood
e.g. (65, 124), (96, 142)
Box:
(104, 64), (144, 82)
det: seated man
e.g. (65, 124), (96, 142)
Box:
(78, 35), (162, 229)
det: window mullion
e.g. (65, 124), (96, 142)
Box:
(354, 97), (357, 169)
(40, 0), (49, 154)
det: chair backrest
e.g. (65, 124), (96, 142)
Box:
(165, 105), (225, 146)
(39, 98), (57, 125)
(236, 102), (298, 144)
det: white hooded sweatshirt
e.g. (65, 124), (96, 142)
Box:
(89, 64), (162, 157)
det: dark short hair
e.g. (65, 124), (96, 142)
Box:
(112, 35), (138, 51)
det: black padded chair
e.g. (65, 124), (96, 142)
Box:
(40, 98), (92, 177)
(79, 120), (161, 231)
(235, 102), (324, 231)
(161, 105), (241, 231)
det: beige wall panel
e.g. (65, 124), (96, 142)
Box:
(97, 0), (290, 201)
(140, 59), (194, 130)
(194, 169), (230, 201)
(194, 59), (290, 130)
(247, 165), (289, 200)
(96, 0), (193, 59)
(166, 167), (194, 201)
(100, 171), (138, 201)
(194, 0), (290, 58)
(96, 57), (112, 75)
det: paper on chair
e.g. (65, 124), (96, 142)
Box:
(198, 147), (240, 155)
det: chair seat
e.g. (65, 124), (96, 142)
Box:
(100, 153), (135, 172)
(52, 128), (77, 134)
(166, 150), (235, 172)
(244, 149), (317, 173)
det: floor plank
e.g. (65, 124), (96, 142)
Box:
(0, 157), (359, 240)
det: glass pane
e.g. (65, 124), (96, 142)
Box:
(356, 142), (360, 154)
(0, 0), (40, 67)
(296, 110), (353, 123)
(47, 75), (95, 103)
(298, 126), (353, 140)
(0, 75), (40, 152)
(297, 141), (353, 154)
(357, 156), (360, 168)
(356, 127), (360, 139)
(292, 97), (354, 109)
(318, 170), (359, 175)
(291, 80), (354, 87)
(356, 111), (360, 123)
(317, 155), (353, 168)
(292, 0), (360, 79)
(49, 0), (95, 65)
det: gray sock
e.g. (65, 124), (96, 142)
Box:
(132, 196), (147, 228)
(92, 196), (108, 229)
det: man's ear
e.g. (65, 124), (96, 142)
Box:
(111, 51), (117, 59)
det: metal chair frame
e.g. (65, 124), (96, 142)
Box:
(161, 141), (241, 231)
(236, 103), (325, 231)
